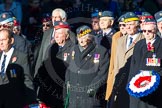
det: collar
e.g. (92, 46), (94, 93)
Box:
(146, 36), (156, 45)
(128, 32), (139, 41)
(103, 28), (112, 35)
(2, 47), (14, 57)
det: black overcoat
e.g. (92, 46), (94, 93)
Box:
(128, 36), (162, 108)
(65, 42), (109, 108)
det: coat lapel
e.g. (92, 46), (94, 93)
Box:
(121, 35), (127, 53)
(9, 50), (18, 64)
(126, 33), (144, 53)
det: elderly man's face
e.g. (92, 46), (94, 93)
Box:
(54, 28), (68, 46)
(52, 11), (63, 23)
(126, 21), (138, 35)
(91, 17), (100, 31)
(0, 30), (13, 52)
(142, 24), (156, 41)
(119, 22), (127, 35)
(99, 17), (112, 29)
(77, 35), (90, 49)
(157, 21), (162, 33)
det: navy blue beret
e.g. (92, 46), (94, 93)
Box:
(91, 9), (99, 18)
(144, 18), (156, 23)
(124, 12), (139, 22)
(99, 11), (114, 19)
(118, 14), (125, 22)
(0, 12), (15, 24)
(42, 13), (52, 22)
(154, 11), (162, 23)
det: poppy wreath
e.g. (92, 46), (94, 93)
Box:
(126, 70), (160, 98)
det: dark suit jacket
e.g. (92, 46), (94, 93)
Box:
(34, 28), (77, 77)
(34, 28), (53, 77)
(0, 49), (36, 107)
(35, 39), (74, 108)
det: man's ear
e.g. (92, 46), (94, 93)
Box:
(62, 18), (67, 22)
(66, 34), (69, 39)
(110, 20), (114, 26)
(10, 37), (14, 44)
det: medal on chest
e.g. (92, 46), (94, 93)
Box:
(64, 53), (68, 61)
(93, 54), (100, 63)
(146, 53), (161, 66)
(71, 51), (75, 60)
(10, 69), (16, 78)
(146, 43), (161, 66)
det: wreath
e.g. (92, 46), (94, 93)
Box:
(126, 70), (160, 98)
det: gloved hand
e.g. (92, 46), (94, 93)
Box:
(87, 89), (96, 97)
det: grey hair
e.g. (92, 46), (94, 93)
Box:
(64, 28), (70, 39)
(52, 8), (67, 20)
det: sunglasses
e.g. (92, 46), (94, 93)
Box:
(92, 21), (99, 23)
(42, 24), (51, 27)
(0, 24), (10, 28)
(142, 30), (154, 33)
(119, 24), (126, 27)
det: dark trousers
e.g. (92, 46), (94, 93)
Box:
(0, 84), (24, 108)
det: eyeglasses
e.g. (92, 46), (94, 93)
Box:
(119, 24), (126, 27)
(42, 24), (51, 27)
(142, 30), (154, 33)
(0, 24), (10, 28)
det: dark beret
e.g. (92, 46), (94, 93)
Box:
(0, 12), (15, 24)
(99, 11), (114, 19)
(53, 21), (70, 30)
(154, 10), (162, 23)
(124, 12), (139, 22)
(76, 25), (92, 38)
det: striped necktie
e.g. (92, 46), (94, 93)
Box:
(1, 54), (7, 77)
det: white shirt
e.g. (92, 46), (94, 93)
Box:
(126, 33), (139, 49)
(103, 28), (112, 36)
(0, 47), (14, 73)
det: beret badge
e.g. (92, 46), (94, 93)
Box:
(78, 29), (92, 38)
(98, 12), (102, 16)
(159, 13), (162, 16)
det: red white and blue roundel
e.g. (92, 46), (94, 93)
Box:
(126, 70), (160, 98)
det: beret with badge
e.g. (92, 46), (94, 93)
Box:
(76, 25), (92, 38)
(41, 13), (52, 23)
(154, 10), (162, 23)
(0, 12), (15, 25)
(53, 21), (70, 30)
(124, 12), (139, 23)
(139, 12), (154, 21)
(143, 17), (156, 25)
(99, 11), (114, 19)
(118, 14), (126, 22)
(91, 9), (99, 18)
